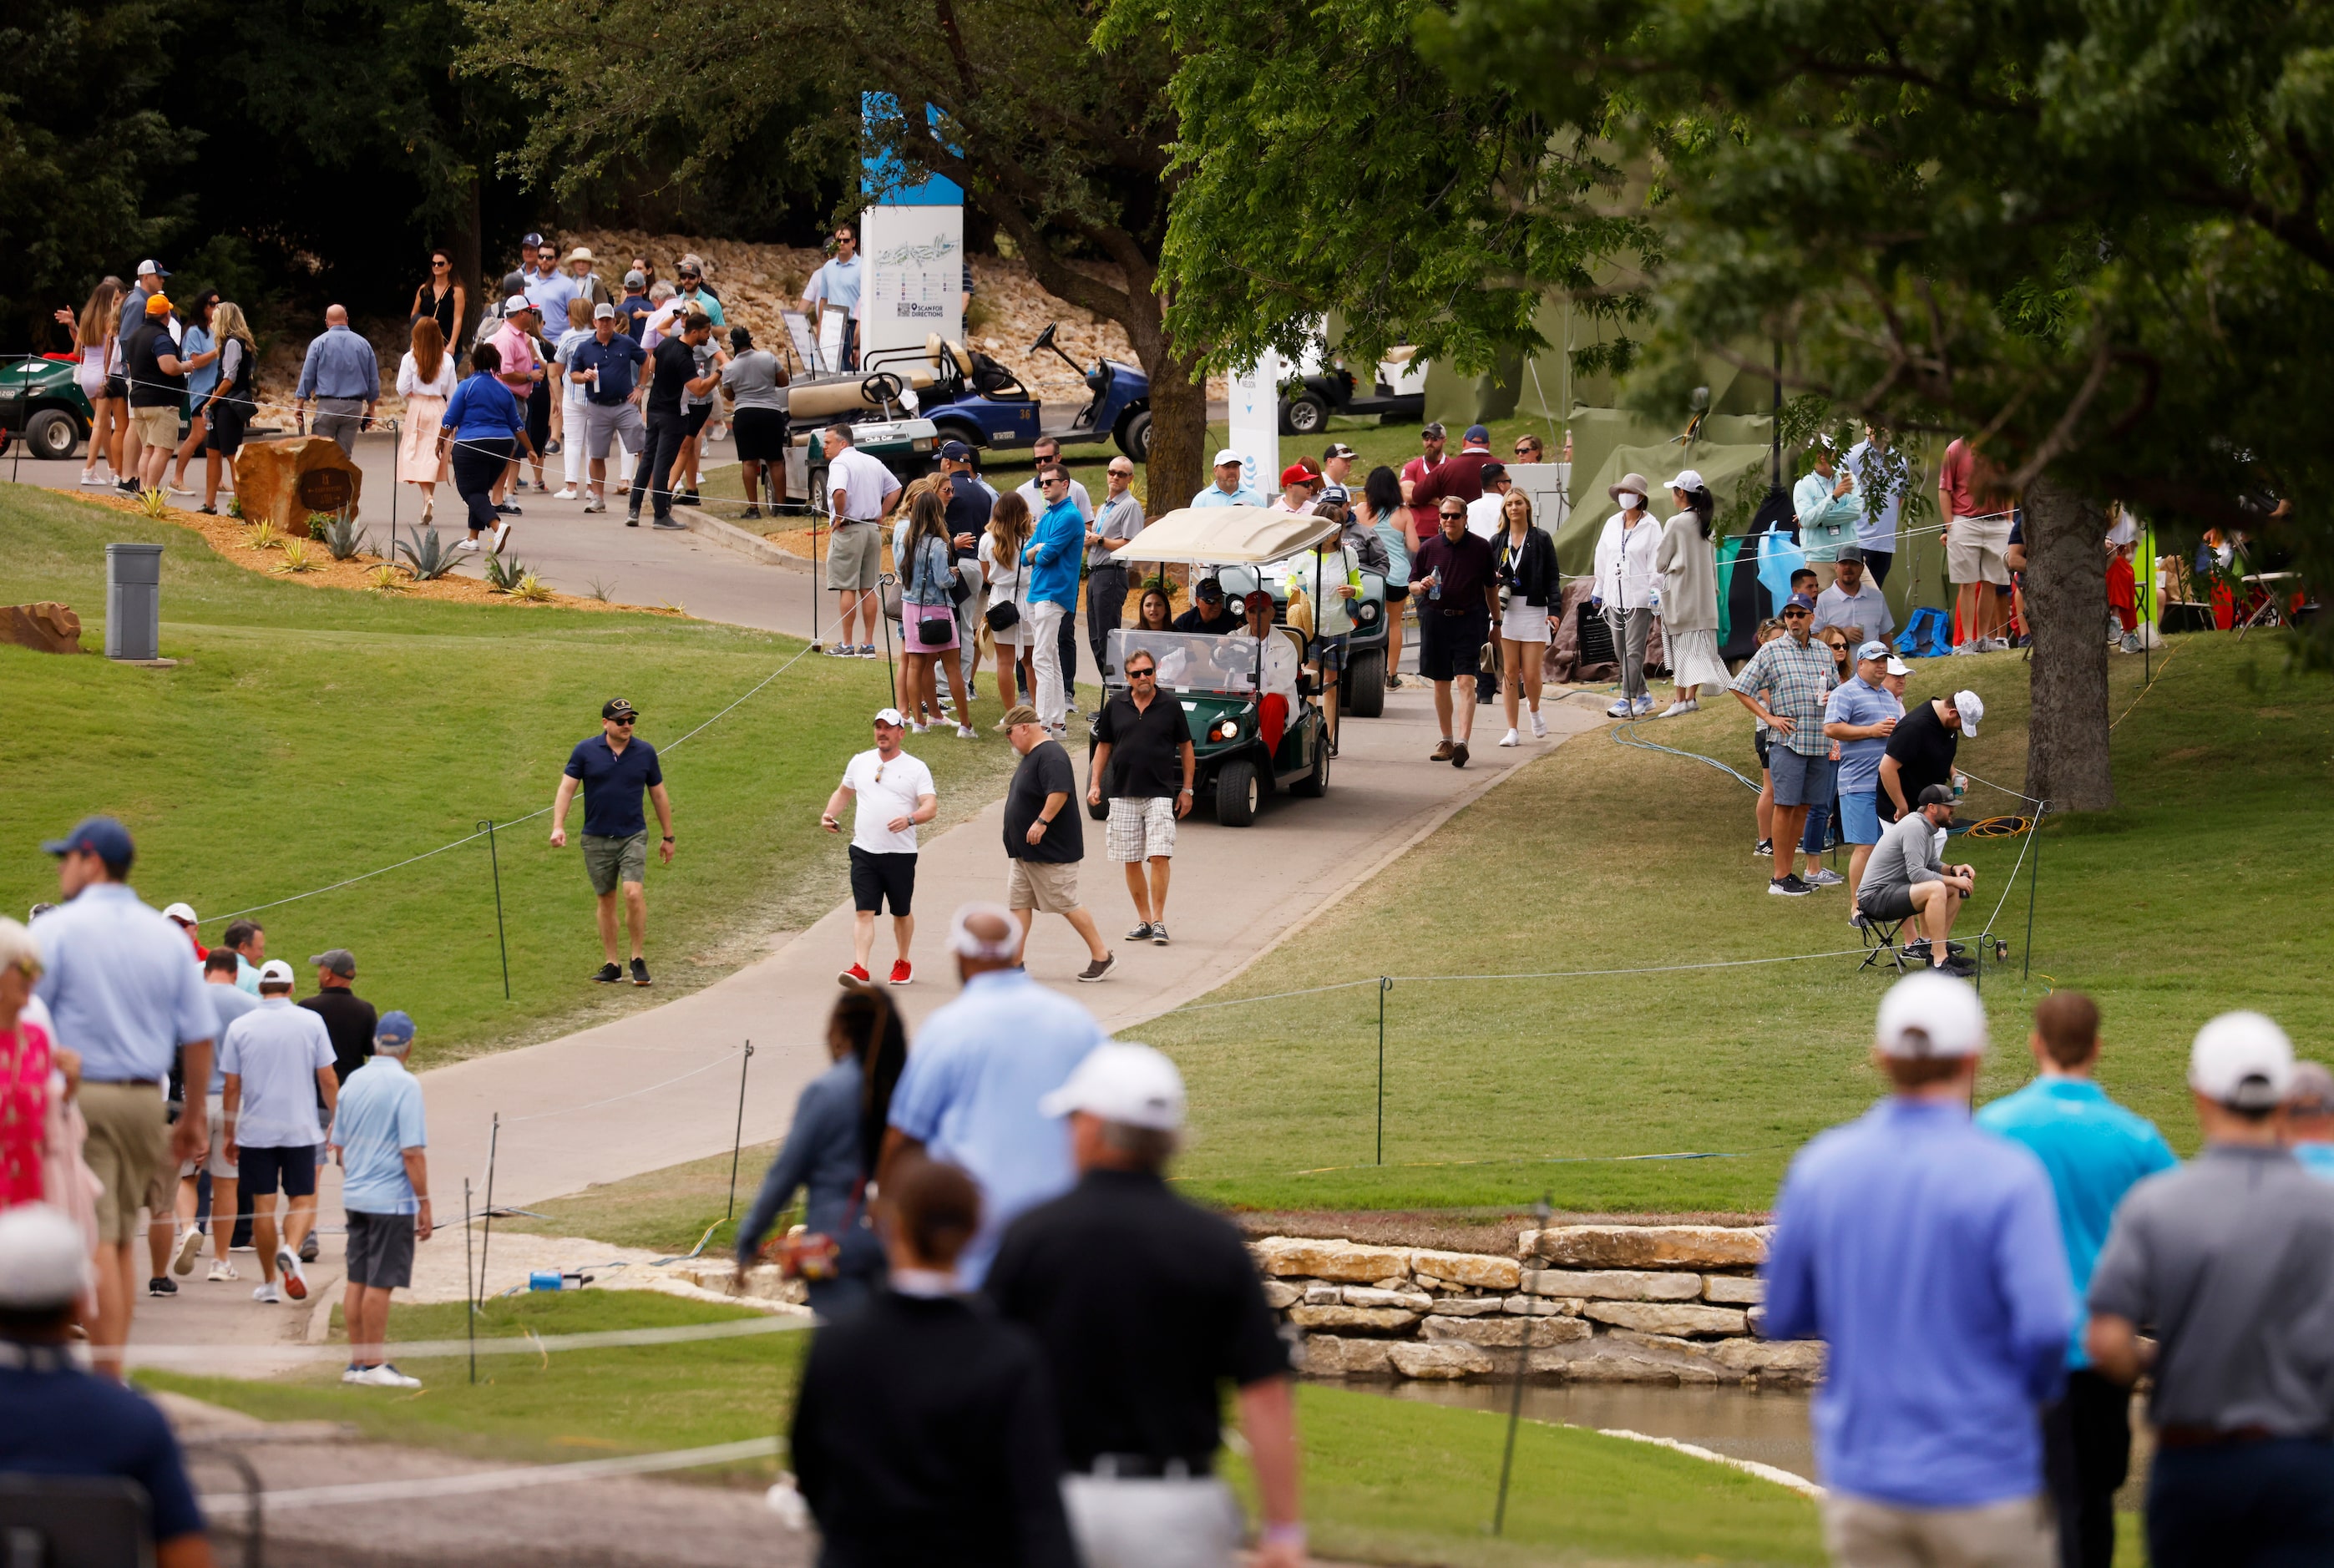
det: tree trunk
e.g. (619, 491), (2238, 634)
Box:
(450, 175), (485, 348)
(1138, 340), (1206, 517)
(2021, 473), (2116, 811)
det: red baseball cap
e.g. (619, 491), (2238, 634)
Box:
(1280, 463), (1315, 487)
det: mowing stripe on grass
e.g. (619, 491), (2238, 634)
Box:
(198, 1436), (783, 1513)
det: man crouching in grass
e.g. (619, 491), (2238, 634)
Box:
(329, 1010), (431, 1388)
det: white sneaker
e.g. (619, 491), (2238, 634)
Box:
(553, 487), (579, 501)
(357, 1364), (422, 1388)
(456, 537), (482, 553)
(1529, 711), (1548, 738)
(79, 471), (109, 487)
(252, 1282), (281, 1304)
(174, 1228), (204, 1276)
(1606, 698), (1633, 718)
(1632, 695), (1658, 716)
(490, 522), (513, 553)
(1497, 728), (1520, 747)
(1657, 699), (1699, 718)
(342, 1365), (368, 1383)
(956, 724), (977, 739)
(276, 1247), (308, 1301)
(911, 721), (930, 735)
(207, 1260), (240, 1282)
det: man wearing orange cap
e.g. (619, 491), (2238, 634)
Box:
(121, 295), (189, 493)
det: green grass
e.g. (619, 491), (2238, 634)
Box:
(1, 488), (1020, 1063)
(1146, 633), (2334, 1212)
(497, 1138), (782, 1254)
(146, 1291), (1824, 1565)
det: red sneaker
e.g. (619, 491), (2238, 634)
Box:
(838, 964), (871, 986)
(888, 959), (914, 986)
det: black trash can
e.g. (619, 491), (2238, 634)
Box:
(105, 543), (164, 661)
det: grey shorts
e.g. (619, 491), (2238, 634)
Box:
(345, 1209), (416, 1290)
(1768, 746), (1837, 808)
(582, 400), (646, 460)
(582, 831), (648, 896)
(827, 520), (883, 590)
(181, 1095), (237, 1180)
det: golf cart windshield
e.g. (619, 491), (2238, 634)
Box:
(1108, 630), (1298, 697)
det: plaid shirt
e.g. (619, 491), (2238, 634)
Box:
(1732, 634), (1840, 757)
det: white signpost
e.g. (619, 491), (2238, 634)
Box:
(858, 204), (964, 366)
(1224, 351), (1282, 501)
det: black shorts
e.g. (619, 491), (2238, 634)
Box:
(206, 402), (250, 455)
(345, 1209), (417, 1290)
(240, 1144), (317, 1200)
(526, 381), (552, 448)
(683, 402), (715, 438)
(848, 846), (917, 915)
(1385, 582), (1409, 603)
(104, 374), (127, 402)
(732, 407), (786, 462)
(1417, 609), (1487, 682)
(1754, 731), (1773, 770)
(1861, 883), (1921, 922)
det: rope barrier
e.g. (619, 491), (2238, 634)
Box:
(1289, 1142), (1799, 1176)
(127, 1310), (812, 1369)
(1608, 720), (1761, 792)
(196, 1436), (784, 1515)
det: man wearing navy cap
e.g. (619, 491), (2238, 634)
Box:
(32, 817), (216, 1377)
(1409, 422), (1499, 517)
(550, 698), (676, 987)
(331, 1009), (432, 1388)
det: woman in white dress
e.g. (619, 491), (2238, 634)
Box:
(1653, 468), (1733, 715)
(1491, 488), (1559, 745)
(395, 317), (457, 522)
(978, 492), (1035, 726)
(60, 281), (124, 486)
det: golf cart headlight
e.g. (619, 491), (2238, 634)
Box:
(1356, 600), (1380, 624)
(1213, 719), (1241, 741)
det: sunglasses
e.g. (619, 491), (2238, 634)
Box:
(835, 234), (855, 244)
(1782, 609), (1811, 619)
(1127, 666), (1157, 678)
(433, 260), (449, 269)
(1042, 478), (1068, 488)
(610, 715), (637, 725)
(1440, 508), (1466, 519)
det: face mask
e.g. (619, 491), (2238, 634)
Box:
(1617, 492), (1643, 511)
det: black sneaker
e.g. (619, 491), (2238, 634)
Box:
(1125, 922), (1155, 943)
(1902, 938), (1933, 964)
(1754, 838), (1773, 857)
(625, 513), (641, 528)
(298, 1233), (319, 1263)
(630, 958), (652, 987)
(677, 489), (702, 508)
(495, 502), (523, 516)
(149, 1276), (176, 1297)
(1939, 954), (1981, 978)
(592, 962), (623, 984)
(1150, 922), (1170, 946)
(741, 505), (762, 520)
(651, 517), (687, 531)
(1076, 953), (1116, 983)
(1767, 876), (1811, 897)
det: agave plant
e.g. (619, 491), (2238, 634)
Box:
(276, 540), (319, 574)
(136, 488), (170, 518)
(513, 572), (556, 603)
(482, 551), (529, 594)
(306, 511), (335, 540)
(248, 520), (279, 551)
(320, 510), (367, 562)
(366, 564), (405, 592)
(585, 576), (617, 604)
(396, 525), (461, 582)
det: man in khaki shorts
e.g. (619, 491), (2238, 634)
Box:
(33, 817), (216, 1377)
(822, 423), (902, 658)
(1001, 706), (1114, 983)
(550, 698), (676, 988)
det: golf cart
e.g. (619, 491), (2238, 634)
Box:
(1276, 345), (1426, 438)
(914, 323), (1153, 462)
(1215, 539), (1390, 719)
(0, 355), (95, 461)
(782, 357), (944, 511)
(1090, 507), (1342, 826)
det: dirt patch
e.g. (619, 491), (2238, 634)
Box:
(1226, 1209), (1770, 1257)
(63, 490), (679, 618)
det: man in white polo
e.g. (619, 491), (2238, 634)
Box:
(822, 708), (938, 987)
(822, 423), (902, 660)
(220, 959), (337, 1306)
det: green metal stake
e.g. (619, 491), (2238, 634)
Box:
(1376, 978), (1392, 1166)
(478, 819), (510, 999)
(727, 1042), (757, 1220)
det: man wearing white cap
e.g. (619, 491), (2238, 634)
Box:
(1879, 686), (1982, 824)
(220, 959), (337, 1306)
(1823, 640), (1904, 918)
(2088, 1012), (2334, 1567)
(160, 902), (204, 960)
(0, 1205), (211, 1567)
(989, 1042), (1305, 1568)
(881, 903), (1104, 1287)
(1764, 972), (2073, 1568)
(823, 708), (938, 987)
(1190, 449), (1263, 508)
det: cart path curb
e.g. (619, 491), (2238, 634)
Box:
(681, 511), (812, 573)
(1119, 701), (1602, 1027)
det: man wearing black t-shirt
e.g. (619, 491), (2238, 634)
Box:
(1086, 650), (1195, 947)
(121, 296), (188, 492)
(1002, 706), (1113, 982)
(1170, 579), (1245, 635)
(629, 313), (717, 529)
(1879, 687), (1982, 821)
(299, 950), (378, 1084)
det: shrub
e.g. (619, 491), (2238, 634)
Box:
(276, 540), (319, 574)
(396, 526), (461, 582)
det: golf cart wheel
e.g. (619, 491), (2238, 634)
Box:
(1086, 741), (1109, 821)
(1344, 648), (1386, 718)
(1290, 732), (1331, 798)
(25, 409), (78, 463)
(1215, 758), (1260, 827)
(1280, 393), (1329, 437)
(808, 469), (828, 515)
(1115, 410), (1152, 463)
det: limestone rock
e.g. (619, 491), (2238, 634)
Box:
(1556, 1340), (1724, 1384)
(1303, 1284), (1340, 1306)
(1260, 1280), (1301, 1311)
(1429, 1297), (1507, 1318)
(1252, 1237), (1411, 1283)
(1342, 1285), (1432, 1311)
(233, 436), (366, 536)
(1370, 1276), (1410, 1292)
(1747, 1305), (1768, 1336)
(1303, 1334), (1393, 1377)
(1530, 1225), (1769, 1270)
(1522, 1268), (1702, 1302)
(1712, 1339), (1826, 1378)
(1704, 1275), (1765, 1305)
(0, 603), (83, 655)
(1501, 1295), (1567, 1316)
(1422, 1315), (1590, 1348)
(1287, 1304), (1420, 1333)
(1581, 1301), (1749, 1338)
(1605, 1329), (1714, 1358)
(1407, 1248), (1521, 1291)
(1388, 1341), (1496, 1380)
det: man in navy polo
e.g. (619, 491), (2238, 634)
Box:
(549, 698), (675, 987)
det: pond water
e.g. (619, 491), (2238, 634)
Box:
(1329, 1378), (1820, 1483)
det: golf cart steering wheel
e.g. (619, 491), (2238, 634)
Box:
(1030, 324), (1057, 355)
(859, 371), (904, 408)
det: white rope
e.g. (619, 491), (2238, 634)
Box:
(129, 1310), (810, 1369)
(197, 1436), (783, 1514)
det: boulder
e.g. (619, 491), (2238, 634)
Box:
(0, 603), (83, 654)
(1342, 1285), (1432, 1311)
(1556, 1340), (1724, 1385)
(1604, 1329), (1715, 1358)
(1259, 1280), (1302, 1311)
(1529, 1224), (1769, 1270)
(1428, 1297), (1508, 1318)
(1252, 1237), (1411, 1283)
(1286, 1304), (1420, 1333)
(1303, 1284), (1340, 1306)
(1522, 1268), (1703, 1302)
(1711, 1339), (1827, 1379)
(1704, 1275), (1765, 1305)
(1388, 1342), (1497, 1380)
(233, 437), (365, 537)
(1303, 1334), (1393, 1377)
(1501, 1295), (1572, 1316)
(1422, 1315), (1591, 1348)
(1580, 1301), (1749, 1338)
(1407, 1248), (1521, 1291)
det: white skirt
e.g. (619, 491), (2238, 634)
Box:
(1668, 626), (1730, 687)
(1501, 601), (1551, 643)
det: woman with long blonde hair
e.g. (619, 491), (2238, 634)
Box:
(899, 487), (976, 737)
(397, 316), (456, 521)
(199, 303), (259, 514)
(978, 492), (1036, 723)
(64, 281), (124, 486)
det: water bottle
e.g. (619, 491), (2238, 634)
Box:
(1427, 567), (1442, 604)
(1952, 770), (1967, 802)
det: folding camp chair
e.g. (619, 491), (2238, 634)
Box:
(1857, 910), (1915, 973)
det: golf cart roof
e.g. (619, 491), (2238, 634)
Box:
(1116, 506), (1340, 564)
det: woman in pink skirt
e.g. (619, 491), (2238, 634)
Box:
(396, 317), (457, 522)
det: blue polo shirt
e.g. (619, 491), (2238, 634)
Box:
(570, 335), (646, 405)
(0, 1345), (205, 1543)
(1825, 676), (1904, 794)
(564, 733), (664, 839)
(32, 884), (217, 1083)
(333, 1054), (428, 1215)
(1979, 1076), (2179, 1366)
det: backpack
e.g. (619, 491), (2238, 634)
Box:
(1896, 605), (1952, 658)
